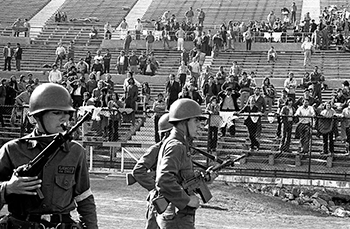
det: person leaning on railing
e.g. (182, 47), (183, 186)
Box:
(294, 98), (315, 154)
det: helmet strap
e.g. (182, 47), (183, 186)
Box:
(34, 113), (50, 135)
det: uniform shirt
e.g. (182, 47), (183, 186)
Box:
(0, 131), (97, 228)
(295, 105), (315, 124)
(156, 128), (195, 213)
(132, 142), (162, 191)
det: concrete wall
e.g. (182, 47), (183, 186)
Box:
(0, 36), (31, 46)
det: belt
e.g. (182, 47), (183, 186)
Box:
(11, 213), (73, 223)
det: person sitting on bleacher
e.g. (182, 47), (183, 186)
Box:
(299, 72), (312, 89)
(48, 64), (62, 84)
(267, 46), (277, 63)
(89, 26), (98, 39)
(331, 88), (347, 111)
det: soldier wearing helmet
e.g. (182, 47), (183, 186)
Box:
(0, 83), (98, 229)
(155, 98), (217, 229)
(132, 113), (173, 229)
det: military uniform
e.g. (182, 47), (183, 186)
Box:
(133, 142), (162, 229)
(155, 128), (196, 229)
(0, 130), (98, 229)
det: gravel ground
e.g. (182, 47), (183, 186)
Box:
(1, 175), (350, 229)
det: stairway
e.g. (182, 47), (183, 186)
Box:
(29, 0), (67, 39)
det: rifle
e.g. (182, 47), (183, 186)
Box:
(153, 151), (246, 213)
(13, 111), (92, 199)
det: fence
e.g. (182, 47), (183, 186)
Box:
(1, 105), (349, 181)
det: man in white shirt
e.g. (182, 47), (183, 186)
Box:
(175, 27), (185, 51)
(48, 64), (62, 84)
(135, 18), (143, 40)
(295, 99), (315, 154)
(55, 42), (66, 69)
(284, 72), (297, 102)
(301, 36), (314, 67)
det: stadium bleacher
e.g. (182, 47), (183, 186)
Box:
(0, 0), (350, 180)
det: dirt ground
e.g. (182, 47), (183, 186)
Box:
(2, 175), (350, 229)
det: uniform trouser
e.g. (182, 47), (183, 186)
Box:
(208, 126), (218, 151)
(145, 202), (159, 229)
(276, 115), (282, 137)
(179, 74), (186, 88)
(136, 30), (141, 40)
(4, 57), (11, 70)
(280, 121), (293, 152)
(15, 59), (20, 71)
(299, 123), (311, 153)
(104, 62), (110, 73)
(291, 12), (296, 23)
(156, 213), (195, 229)
(55, 55), (63, 68)
(177, 38), (184, 51)
(154, 115), (160, 143)
(304, 50), (311, 66)
(247, 123), (259, 148)
(146, 43), (153, 54)
(108, 119), (119, 141)
(322, 132), (334, 154)
(246, 39), (252, 50)
(265, 97), (273, 114)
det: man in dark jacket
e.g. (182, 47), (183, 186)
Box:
(14, 43), (22, 71)
(165, 74), (181, 110)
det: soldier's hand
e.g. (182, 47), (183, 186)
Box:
(5, 173), (42, 196)
(187, 195), (200, 208)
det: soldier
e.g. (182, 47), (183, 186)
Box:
(132, 113), (173, 229)
(0, 83), (98, 229)
(155, 98), (217, 229)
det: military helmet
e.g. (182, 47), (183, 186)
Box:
(158, 113), (173, 133)
(29, 83), (75, 116)
(168, 98), (206, 123)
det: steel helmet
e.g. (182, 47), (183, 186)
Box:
(158, 113), (173, 133)
(168, 98), (206, 123)
(29, 83), (75, 116)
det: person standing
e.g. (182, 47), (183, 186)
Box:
(243, 28), (253, 51)
(185, 7), (194, 24)
(0, 83), (98, 229)
(14, 43), (22, 71)
(23, 19), (31, 37)
(261, 77), (276, 114)
(317, 102), (336, 155)
(132, 113), (173, 229)
(155, 98), (217, 229)
(103, 49), (111, 73)
(135, 18), (143, 40)
(310, 66), (324, 103)
(124, 31), (132, 55)
(177, 60), (190, 88)
(284, 72), (297, 102)
(295, 98), (316, 154)
(152, 93), (167, 143)
(124, 77), (138, 126)
(107, 92), (124, 141)
(3, 43), (13, 71)
(116, 50), (129, 74)
(145, 31), (155, 55)
(175, 27), (185, 51)
(67, 40), (75, 61)
(161, 27), (170, 50)
(290, 2), (297, 24)
(279, 97), (295, 153)
(197, 8), (205, 27)
(165, 74), (181, 110)
(55, 42), (66, 69)
(301, 36), (314, 67)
